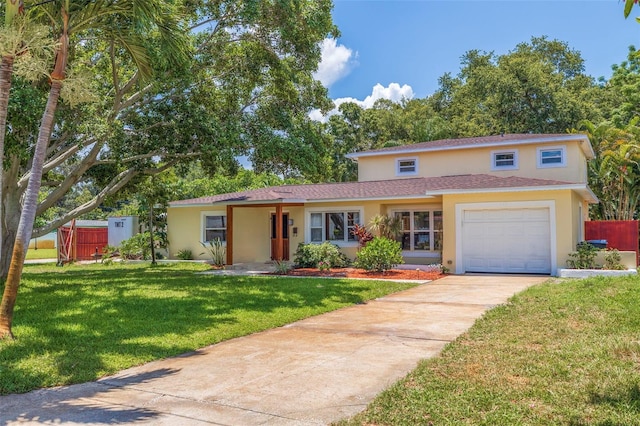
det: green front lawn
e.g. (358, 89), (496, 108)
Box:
(0, 262), (417, 395)
(343, 274), (640, 425)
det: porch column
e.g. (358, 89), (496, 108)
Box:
(226, 205), (233, 265)
(274, 204), (283, 261)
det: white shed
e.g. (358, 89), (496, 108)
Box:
(108, 216), (139, 247)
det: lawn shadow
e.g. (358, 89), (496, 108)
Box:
(0, 368), (179, 425)
(2, 263), (389, 394)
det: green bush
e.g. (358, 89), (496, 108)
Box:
(200, 239), (225, 267)
(294, 241), (349, 268)
(354, 237), (404, 272)
(176, 249), (194, 260)
(120, 232), (152, 260)
(604, 248), (626, 270)
(566, 242), (599, 269)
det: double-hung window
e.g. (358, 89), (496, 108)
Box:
(308, 210), (361, 243)
(394, 210), (443, 252)
(203, 213), (227, 242)
(396, 158), (418, 176)
(537, 146), (566, 168)
(491, 150), (518, 170)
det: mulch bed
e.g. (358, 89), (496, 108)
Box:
(279, 267), (444, 281)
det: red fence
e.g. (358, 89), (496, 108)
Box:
(585, 220), (639, 264)
(58, 226), (108, 262)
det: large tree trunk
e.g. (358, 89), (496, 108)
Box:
(0, 55), (13, 278)
(0, 79), (63, 338)
(0, 11), (67, 337)
(1, 161), (22, 279)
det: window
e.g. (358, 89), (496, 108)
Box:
(491, 150), (518, 170)
(396, 158), (418, 176)
(394, 210), (443, 252)
(203, 214), (226, 242)
(308, 210), (361, 243)
(537, 146), (566, 168)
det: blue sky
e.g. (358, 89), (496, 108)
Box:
(313, 1), (640, 112)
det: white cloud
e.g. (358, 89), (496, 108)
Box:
(313, 38), (355, 87)
(358, 83), (415, 108)
(310, 83), (415, 122)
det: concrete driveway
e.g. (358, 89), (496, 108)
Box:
(0, 274), (547, 425)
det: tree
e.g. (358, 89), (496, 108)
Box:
(0, 0), (335, 261)
(0, 1), (336, 338)
(428, 37), (602, 136)
(0, 0), (189, 339)
(580, 120), (640, 221)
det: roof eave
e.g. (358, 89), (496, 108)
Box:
(425, 183), (599, 203)
(347, 134), (594, 160)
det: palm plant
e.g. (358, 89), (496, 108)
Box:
(0, 0), (189, 339)
(368, 214), (403, 240)
(580, 120), (640, 221)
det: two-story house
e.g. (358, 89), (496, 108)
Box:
(167, 133), (597, 275)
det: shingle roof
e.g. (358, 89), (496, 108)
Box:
(170, 174), (583, 207)
(346, 133), (594, 159)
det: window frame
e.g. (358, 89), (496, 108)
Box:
(396, 157), (418, 176)
(491, 149), (519, 171)
(537, 145), (567, 168)
(391, 208), (443, 255)
(305, 207), (363, 246)
(201, 211), (227, 244)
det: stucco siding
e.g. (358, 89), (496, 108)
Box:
(357, 141), (587, 183)
(441, 189), (578, 275)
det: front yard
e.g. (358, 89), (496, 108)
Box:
(0, 262), (417, 395)
(342, 274), (640, 425)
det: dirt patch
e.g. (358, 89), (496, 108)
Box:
(280, 267), (444, 281)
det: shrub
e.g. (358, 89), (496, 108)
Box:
(604, 248), (626, 270)
(200, 239), (225, 267)
(351, 224), (374, 248)
(101, 245), (117, 265)
(176, 249), (194, 260)
(120, 232), (152, 260)
(566, 242), (599, 269)
(273, 259), (292, 274)
(294, 241), (349, 268)
(354, 237), (404, 272)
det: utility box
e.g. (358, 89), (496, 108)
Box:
(108, 216), (139, 247)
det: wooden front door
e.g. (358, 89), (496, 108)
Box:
(271, 213), (289, 261)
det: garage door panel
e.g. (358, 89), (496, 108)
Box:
(462, 207), (551, 274)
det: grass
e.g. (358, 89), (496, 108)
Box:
(25, 248), (57, 260)
(0, 262), (417, 395)
(342, 274), (640, 425)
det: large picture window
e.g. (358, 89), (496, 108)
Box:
(203, 214), (227, 242)
(394, 210), (443, 252)
(308, 210), (361, 243)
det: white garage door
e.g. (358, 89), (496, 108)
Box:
(462, 208), (551, 274)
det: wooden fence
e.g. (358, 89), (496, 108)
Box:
(585, 220), (639, 264)
(58, 225), (108, 262)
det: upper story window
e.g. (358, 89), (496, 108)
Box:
(202, 212), (227, 242)
(396, 158), (418, 176)
(537, 146), (566, 168)
(491, 150), (518, 171)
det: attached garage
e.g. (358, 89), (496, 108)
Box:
(456, 202), (555, 274)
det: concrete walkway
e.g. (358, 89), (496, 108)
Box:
(0, 274), (547, 425)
